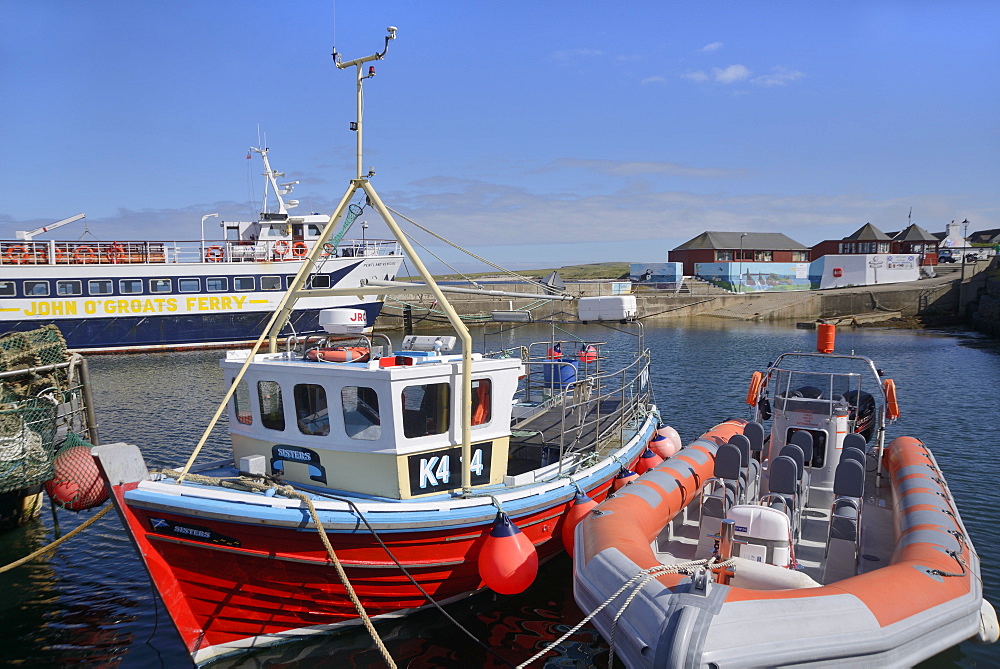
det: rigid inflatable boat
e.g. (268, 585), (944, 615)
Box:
(574, 326), (998, 667)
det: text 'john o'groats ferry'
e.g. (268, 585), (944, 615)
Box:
(0, 148), (403, 353)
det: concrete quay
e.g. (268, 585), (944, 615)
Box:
(380, 259), (994, 327)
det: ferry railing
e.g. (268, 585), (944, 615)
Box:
(0, 239), (401, 266)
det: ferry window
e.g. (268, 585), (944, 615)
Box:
(235, 277), (255, 291)
(295, 384), (329, 436)
(471, 379), (492, 426)
(715, 250), (733, 262)
(401, 383), (450, 438)
(307, 224), (322, 237)
(310, 274), (331, 289)
(206, 277), (227, 292)
(232, 380), (253, 425)
(258, 381), (285, 431)
(89, 279), (113, 295)
(179, 278), (200, 293)
(120, 279), (143, 294)
(261, 276), (281, 291)
(150, 278), (171, 293)
(225, 227), (240, 241)
(0, 281), (14, 296)
(342, 386), (381, 440)
(57, 280), (82, 296)
(25, 281), (49, 297)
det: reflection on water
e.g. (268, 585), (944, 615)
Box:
(0, 324), (996, 667)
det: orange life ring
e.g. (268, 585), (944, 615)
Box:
(205, 245), (225, 262)
(4, 245), (30, 264)
(73, 245), (98, 263)
(108, 242), (125, 264)
(291, 241), (309, 258)
(883, 378), (900, 419)
(274, 240), (290, 257)
(306, 347), (371, 363)
(746, 370), (764, 406)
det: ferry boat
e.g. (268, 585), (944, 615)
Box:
(573, 325), (999, 667)
(0, 148), (403, 353)
(91, 29), (666, 665)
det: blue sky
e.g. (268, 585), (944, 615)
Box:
(2, 1), (998, 270)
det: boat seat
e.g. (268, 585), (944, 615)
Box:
(729, 434), (760, 502)
(715, 442), (745, 502)
(727, 504), (792, 567)
(840, 446), (866, 470)
(762, 455), (799, 538)
(779, 443), (809, 507)
(843, 432), (868, 452)
(743, 421), (766, 459)
(825, 458), (865, 582)
(703, 444), (742, 517)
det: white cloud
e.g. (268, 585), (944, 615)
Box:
(752, 67), (806, 87)
(713, 64), (751, 84)
(552, 48), (604, 65)
(682, 70), (709, 82)
(699, 41), (723, 53)
(553, 158), (735, 179)
(641, 75), (668, 86)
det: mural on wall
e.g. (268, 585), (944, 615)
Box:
(694, 262), (814, 293)
(629, 262), (683, 290)
(814, 254), (919, 289)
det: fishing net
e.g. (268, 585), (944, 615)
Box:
(0, 397), (58, 494)
(0, 325), (70, 402)
(45, 432), (107, 511)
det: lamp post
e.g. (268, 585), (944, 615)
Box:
(961, 218), (970, 282)
(738, 233), (748, 293)
(201, 213), (219, 243)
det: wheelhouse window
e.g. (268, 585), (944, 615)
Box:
(232, 380), (253, 425)
(402, 383), (450, 438)
(266, 225), (285, 237)
(294, 384), (329, 436)
(57, 280), (82, 296)
(258, 380), (285, 431)
(342, 386), (381, 441)
(261, 276), (281, 291)
(178, 278), (201, 292)
(25, 281), (49, 296)
(206, 277), (227, 292)
(150, 278), (171, 293)
(0, 281), (14, 296)
(234, 276), (255, 291)
(89, 279), (113, 295)
(307, 224), (323, 237)
(120, 279), (143, 294)
(471, 378), (492, 426)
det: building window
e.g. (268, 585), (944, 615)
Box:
(295, 384), (329, 436)
(258, 380), (285, 431)
(178, 278), (201, 292)
(878, 242), (890, 253)
(753, 251), (773, 262)
(150, 278), (171, 293)
(0, 281), (14, 297)
(715, 250), (734, 262)
(206, 277), (227, 292)
(235, 277), (255, 291)
(342, 386), (381, 440)
(261, 276), (282, 291)
(402, 383), (450, 438)
(24, 281), (49, 297)
(232, 380), (253, 425)
(471, 379), (492, 426)
(89, 279), (113, 295)
(791, 251), (809, 262)
(120, 279), (143, 294)
(57, 280), (82, 296)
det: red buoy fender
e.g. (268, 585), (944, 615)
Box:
(45, 444), (109, 511)
(634, 448), (664, 475)
(611, 468), (639, 492)
(561, 491), (598, 557)
(478, 511), (538, 595)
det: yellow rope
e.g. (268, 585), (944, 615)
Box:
(0, 504), (112, 574)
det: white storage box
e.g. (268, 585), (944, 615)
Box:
(577, 296), (637, 322)
(319, 308), (367, 334)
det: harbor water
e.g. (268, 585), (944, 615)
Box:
(1, 322), (997, 667)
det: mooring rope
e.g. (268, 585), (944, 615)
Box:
(515, 558), (735, 668)
(0, 504), (112, 574)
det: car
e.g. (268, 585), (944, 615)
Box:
(938, 252), (957, 263)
